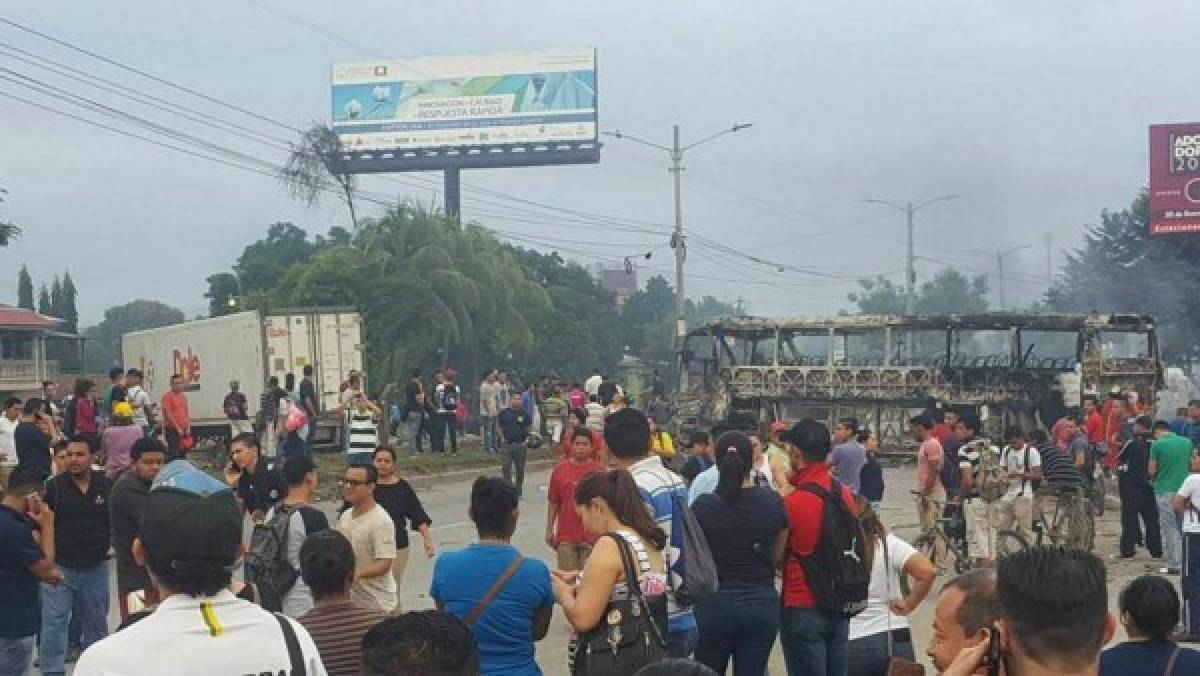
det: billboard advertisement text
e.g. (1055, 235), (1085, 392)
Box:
(1149, 123), (1200, 235)
(332, 48), (596, 152)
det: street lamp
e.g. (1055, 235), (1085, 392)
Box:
(604, 122), (753, 390)
(863, 195), (958, 315)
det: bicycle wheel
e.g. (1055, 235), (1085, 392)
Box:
(1066, 503), (1095, 551)
(1090, 474), (1106, 517)
(995, 530), (1028, 558)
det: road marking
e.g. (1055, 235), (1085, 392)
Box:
(431, 519), (473, 532)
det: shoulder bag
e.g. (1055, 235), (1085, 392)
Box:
(571, 533), (666, 676)
(464, 555), (526, 628)
(883, 534), (925, 676)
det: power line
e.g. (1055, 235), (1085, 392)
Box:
(1, 14), (825, 293)
(0, 41), (294, 147)
(0, 16), (302, 133)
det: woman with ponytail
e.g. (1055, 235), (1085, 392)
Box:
(552, 469), (669, 673)
(690, 431), (789, 675)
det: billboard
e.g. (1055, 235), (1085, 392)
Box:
(331, 48), (597, 158)
(1149, 123), (1200, 235)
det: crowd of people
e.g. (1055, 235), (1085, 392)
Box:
(4, 359), (1200, 675)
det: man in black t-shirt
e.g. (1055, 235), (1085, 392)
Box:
(224, 381), (252, 438)
(224, 433), (287, 522)
(40, 436), (112, 675)
(1117, 416), (1163, 559)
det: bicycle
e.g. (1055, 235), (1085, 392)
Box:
(911, 491), (971, 574)
(994, 485), (1095, 554)
(1034, 484), (1094, 550)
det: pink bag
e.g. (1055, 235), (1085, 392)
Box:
(284, 402), (309, 432)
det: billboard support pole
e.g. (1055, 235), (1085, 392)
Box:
(444, 166), (461, 224)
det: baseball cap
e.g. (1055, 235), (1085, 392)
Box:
(140, 460), (242, 570)
(112, 401), (134, 419)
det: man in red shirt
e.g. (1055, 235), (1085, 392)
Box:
(161, 374), (191, 460)
(545, 428), (605, 571)
(780, 418), (858, 676)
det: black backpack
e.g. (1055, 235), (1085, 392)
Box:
(792, 479), (870, 618)
(245, 505), (312, 612)
(939, 439), (961, 495)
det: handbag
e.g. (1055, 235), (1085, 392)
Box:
(883, 534), (925, 676)
(570, 533), (667, 676)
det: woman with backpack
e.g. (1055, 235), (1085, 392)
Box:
(552, 470), (669, 675)
(690, 431), (788, 676)
(845, 497), (936, 676)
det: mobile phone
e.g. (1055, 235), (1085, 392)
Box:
(985, 627), (1001, 676)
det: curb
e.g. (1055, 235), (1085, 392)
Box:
(404, 457), (559, 490)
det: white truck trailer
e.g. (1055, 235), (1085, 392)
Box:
(121, 308), (364, 441)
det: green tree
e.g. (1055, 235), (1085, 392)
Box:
(262, 203), (549, 389)
(234, 222), (316, 294)
(36, 283), (50, 315)
(204, 273), (241, 317)
(1046, 191), (1200, 368)
(59, 271), (78, 333)
(915, 268), (989, 314)
(49, 276), (63, 318)
(280, 124), (360, 229)
(82, 300), (186, 372)
(17, 264), (33, 310)
(847, 267), (990, 315)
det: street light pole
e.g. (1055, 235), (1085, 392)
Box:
(864, 195), (958, 316)
(671, 125), (686, 350)
(605, 122), (752, 390)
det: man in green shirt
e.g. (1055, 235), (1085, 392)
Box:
(1150, 420), (1196, 574)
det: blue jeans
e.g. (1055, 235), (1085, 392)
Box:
(694, 585), (779, 676)
(1185, 533), (1200, 635)
(40, 562), (110, 676)
(1157, 492), (1183, 569)
(780, 606), (850, 676)
(407, 413), (424, 452)
(846, 630), (915, 676)
(0, 636), (35, 676)
(666, 627), (699, 659)
(481, 415), (498, 454)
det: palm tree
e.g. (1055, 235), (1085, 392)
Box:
(0, 222), (21, 247)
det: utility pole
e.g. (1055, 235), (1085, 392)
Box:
(605, 123), (753, 390)
(971, 244), (1032, 310)
(671, 125), (686, 348)
(864, 196), (958, 315)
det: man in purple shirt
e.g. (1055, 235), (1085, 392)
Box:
(830, 417), (867, 493)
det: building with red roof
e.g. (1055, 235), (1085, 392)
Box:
(0, 304), (78, 393)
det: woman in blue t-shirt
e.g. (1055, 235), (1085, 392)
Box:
(430, 477), (554, 676)
(1100, 575), (1200, 675)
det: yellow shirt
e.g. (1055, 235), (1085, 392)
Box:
(650, 431), (676, 459)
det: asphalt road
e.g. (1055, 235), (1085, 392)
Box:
(56, 462), (1157, 674)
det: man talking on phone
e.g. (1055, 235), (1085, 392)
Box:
(939, 546), (1115, 676)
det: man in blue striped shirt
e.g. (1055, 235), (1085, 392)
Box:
(604, 408), (698, 658)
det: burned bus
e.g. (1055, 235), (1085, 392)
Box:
(675, 313), (1163, 445)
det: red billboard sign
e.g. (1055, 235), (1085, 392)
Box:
(1149, 123), (1200, 235)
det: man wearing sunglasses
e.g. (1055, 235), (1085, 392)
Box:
(337, 464), (398, 613)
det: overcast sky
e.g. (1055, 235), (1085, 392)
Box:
(1, 1), (1192, 326)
